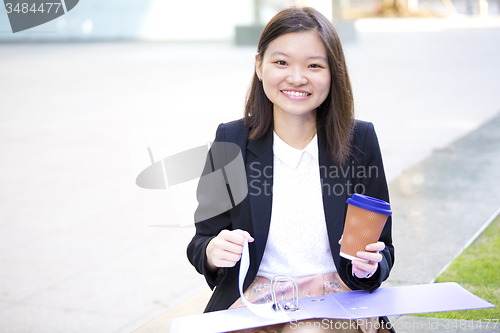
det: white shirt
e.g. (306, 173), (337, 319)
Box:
(256, 131), (337, 280)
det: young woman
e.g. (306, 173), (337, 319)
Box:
(187, 7), (394, 333)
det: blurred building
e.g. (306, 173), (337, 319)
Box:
(1, 0), (329, 42)
(3, 0), (495, 42)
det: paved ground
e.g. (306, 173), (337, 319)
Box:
(0, 17), (499, 333)
(386, 112), (500, 332)
(386, 113), (500, 287)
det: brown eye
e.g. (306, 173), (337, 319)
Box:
(309, 64), (322, 68)
(276, 60), (287, 66)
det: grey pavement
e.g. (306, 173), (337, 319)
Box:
(386, 113), (500, 287)
(1, 18), (500, 332)
(385, 112), (500, 332)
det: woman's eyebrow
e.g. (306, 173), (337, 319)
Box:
(270, 51), (289, 57)
(307, 55), (328, 62)
(269, 51), (327, 62)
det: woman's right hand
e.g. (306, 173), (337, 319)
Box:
(205, 229), (254, 273)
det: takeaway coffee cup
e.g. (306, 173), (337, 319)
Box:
(340, 193), (392, 262)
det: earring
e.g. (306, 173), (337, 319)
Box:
(256, 72), (262, 82)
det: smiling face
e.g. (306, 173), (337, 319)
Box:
(256, 31), (331, 121)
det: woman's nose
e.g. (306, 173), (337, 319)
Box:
(286, 67), (307, 86)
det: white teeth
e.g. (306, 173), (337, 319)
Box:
(282, 90), (309, 97)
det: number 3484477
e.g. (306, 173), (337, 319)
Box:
(5, 3), (62, 14)
(443, 319), (499, 330)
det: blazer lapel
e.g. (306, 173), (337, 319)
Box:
(246, 129), (274, 271)
(317, 127), (348, 268)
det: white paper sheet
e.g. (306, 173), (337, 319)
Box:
(238, 240), (290, 321)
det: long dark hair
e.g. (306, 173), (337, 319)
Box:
(243, 7), (355, 166)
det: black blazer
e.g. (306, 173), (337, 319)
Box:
(187, 119), (394, 313)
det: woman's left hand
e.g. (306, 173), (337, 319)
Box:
(352, 242), (385, 279)
(338, 237), (385, 279)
